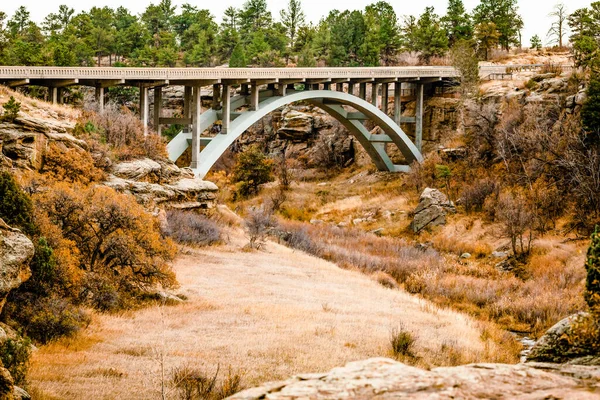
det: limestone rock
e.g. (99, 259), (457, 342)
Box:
(411, 188), (455, 233)
(527, 313), (600, 365)
(227, 358), (600, 399)
(112, 158), (162, 182)
(0, 219), (34, 312)
(278, 110), (314, 141)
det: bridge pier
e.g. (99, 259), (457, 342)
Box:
(371, 83), (380, 107)
(154, 87), (163, 136)
(140, 86), (149, 136)
(190, 86), (202, 169)
(184, 86), (192, 133)
(212, 84), (221, 110)
(251, 84), (259, 111)
(394, 82), (402, 126)
(95, 87), (105, 113)
(415, 82), (424, 152)
(359, 83), (366, 100)
(381, 83), (389, 113)
(222, 84), (231, 134)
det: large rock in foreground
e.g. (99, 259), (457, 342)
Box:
(228, 358), (600, 399)
(0, 219), (34, 312)
(527, 313), (600, 366)
(411, 188), (455, 233)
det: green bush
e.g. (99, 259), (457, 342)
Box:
(231, 145), (274, 199)
(0, 337), (31, 386)
(0, 171), (37, 236)
(585, 227), (600, 311)
(1, 96), (21, 122)
(582, 75), (600, 141)
(390, 327), (415, 358)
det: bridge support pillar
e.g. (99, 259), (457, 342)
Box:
(222, 84), (231, 134)
(394, 82), (402, 126)
(212, 84), (221, 110)
(277, 84), (286, 96)
(323, 82), (331, 90)
(335, 83), (343, 92)
(51, 87), (58, 104)
(415, 82), (424, 151)
(140, 86), (149, 136)
(348, 83), (355, 96)
(190, 86), (202, 169)
(381, 83), (389, 114)
(153, 87), (163, 135)
(371, 83), (380, 107)
(95, 87), (105, 113)
(184, 86), (192, 133)
(250, 84), (259, 111)
(359, 83), (366, 100)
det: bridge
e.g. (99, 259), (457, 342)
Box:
(0, 65), (534, 177)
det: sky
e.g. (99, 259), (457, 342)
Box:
(0, 0), (595, 45)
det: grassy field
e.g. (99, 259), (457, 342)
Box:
(29, 231), (507, 399)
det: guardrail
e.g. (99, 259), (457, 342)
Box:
(0, 64), (576, 82)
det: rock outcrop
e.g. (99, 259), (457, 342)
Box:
(106, 158), (218, 210)
(527, 313), (600, 366)
(228, 358), (600, 399)
(411, 188), (455, 233)
(0, 218), (34, 312)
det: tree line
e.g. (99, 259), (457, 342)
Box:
(0, 0), (535, 68)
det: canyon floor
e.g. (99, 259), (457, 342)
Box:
(29, 231), (496, 400)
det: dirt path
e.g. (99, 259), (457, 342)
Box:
(30, 236), (491, 399)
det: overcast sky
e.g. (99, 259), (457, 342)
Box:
(1, 0), (594, 45)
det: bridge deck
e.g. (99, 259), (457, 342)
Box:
(0, 65), (556, 86)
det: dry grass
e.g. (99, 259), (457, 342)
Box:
(29, 230), (503, 399)
(0, 85), (80, 122)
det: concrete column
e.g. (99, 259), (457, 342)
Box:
(184, 86), (192, 133)
(394, 82), (402, 126)
(140, 86), (149, 136)
(190, 87), (202, 169)
(95, 87), (105, 113)
(348, 83), (355, 96)
(323, 82), (331, 90)
(251, 84), (259, 111)
(371, 83), (380, 107)
(359, 83), (367, 100)
(335, 83), (343, 92)
(222, 84), (231, 134)
(57, 88), (64, 104)
(241, 84), (250, 96)
(381, 83), (389, 113)
(277, 84), (287, 97)
(153, 86), (163, 135)
(51, 87), (58, 104)
(212, 84), (221, 110)
(416, 82), (424, 151)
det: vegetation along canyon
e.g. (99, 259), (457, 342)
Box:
(1, 0), (600, 398)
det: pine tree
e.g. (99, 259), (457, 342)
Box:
(585, 227), (600, 311)
(442, 0), (473, 46)
(229, 43), (247, 67)
(530, 34), (542, 51)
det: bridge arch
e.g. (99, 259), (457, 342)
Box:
(191, 90), (423, 178)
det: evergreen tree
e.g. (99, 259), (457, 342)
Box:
(585, 227), (600, 311)
(473, 0), (521, 51)
(581, 74), (600, 140)
(442, 0), (473, 46)
(414, 7), (448, 64)
(363, 1), (400, 66)
(475, 21), (500, 60)
(280, 0), (305, 50)
(229, 43), (247, 67)
(530, 34), (542, 51)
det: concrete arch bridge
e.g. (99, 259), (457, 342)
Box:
(0, 65), (524, 177)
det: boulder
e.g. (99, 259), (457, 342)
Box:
(0, 219), (34, 313)
(111, 158), (162, 182)
(277, 110), (314, 141)
(227, 358), (600, 399)
(575, 90), (588, 106)
(527, 313), (600, 365)
(411, 188), (455, 233)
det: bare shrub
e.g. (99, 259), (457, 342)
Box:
(390, 326), (416, 358)
(460, 179), (498, 213)
(540, 63), (563, 76)
(164, 211), (222, 247)
(245, 206), (277, 249)
(171, 365), (243, 400)
(496, 191), (535, 259)
(76, 103), (167, 161)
